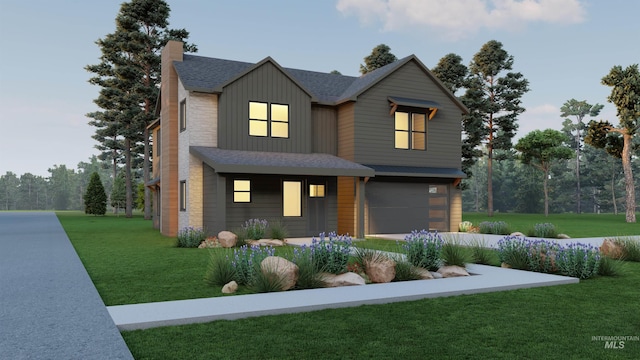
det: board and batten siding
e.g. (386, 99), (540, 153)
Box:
(352, 60), (463, 168)
(218, 61), (312, 153)
(311, 105), (337, 155)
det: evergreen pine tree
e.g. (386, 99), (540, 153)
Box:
(84, 172), (107, 215)
(111, 172), (126, 214)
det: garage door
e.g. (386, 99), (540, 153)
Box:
(366, 181), (448, 234)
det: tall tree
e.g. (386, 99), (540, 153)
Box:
(586, 64), (640, 223)
(560, 99), (603, 213)
(84, 172), (107, 216)
(360, 44), (397, 75)
(111, 171), (126, 214)
(462, 40), (530, 216)
(48, 165), (75, 210)
(0, 172), (20, 210)
(516, 129), (574, 216)
(86, 0), (196, 219)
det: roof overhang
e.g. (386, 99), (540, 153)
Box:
(191, 146), (375, 177)
(388, 96), (440, 120)
(364, 164), (467, 179)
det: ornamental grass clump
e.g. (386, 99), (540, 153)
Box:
(204, 250), (236, 286)
(478, 221), (510, 235)
(176, 226), (207, 248)
(458, 221), (474, 232)
(497, 235), (530, 270)
(403, 230), (444, 271)
(309, 232), (353, 274)
(230, 245), (275, 285)
(268, 219), (289, 240)
(242, 219), (269, 240)
(291, 246), (325, 289)
(529, 223), (558, 238)
(555, 242), (600, 279)
(613, 237), (640, 262)
(468, 238), (498, 265)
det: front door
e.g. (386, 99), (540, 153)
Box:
(307, 183), (326, 236)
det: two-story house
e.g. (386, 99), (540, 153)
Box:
(149, 41), (467, 238)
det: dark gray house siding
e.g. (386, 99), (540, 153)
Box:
(312, 105), (337, 155)
(352, 60), (463, 168)
(221, 174), (338, 237)
(218, 61), (313, 153)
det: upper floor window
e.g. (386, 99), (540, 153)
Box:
(249, 101), (289, 138)
(395, 111), (426, 150)
(179, 100), (187, 132)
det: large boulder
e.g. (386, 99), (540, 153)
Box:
(600, 239), (623, 259)
(222, 281), (238, 294)
(365, 258), (396, 283)
(246, 239), (286, 247)
(321, 272), (366, 287)
(437, 265), (470, 278)
(261, 256), (299, 291)
(218, 231), (238, 248)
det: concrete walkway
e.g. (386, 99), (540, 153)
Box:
(0, 212), (133, 360)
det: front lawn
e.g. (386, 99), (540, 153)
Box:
(58, 212), (640, 359)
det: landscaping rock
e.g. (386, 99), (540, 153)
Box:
(557, 233), (571, 239)
(365, 258), (396, 283)
(501, 262), (512, 269)
(437, 265), (470, 278)
(321, 272), (366, 287)
(246, 239), (285, 247)
(198, 237), (219, 249)
(261, 256), (299, 291)
(600, 239), (623, 259)
(510, 232), (525, 237)
(429, 271), (443, 279)
(415, 267), (434, 280)
(222, 281), (238, 294)
(218, 231), (237, 248)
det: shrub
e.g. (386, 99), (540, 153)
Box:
(230, 245), (275, 285)
(232, 227), (247, 247)
(478, 221), (510, 235)
(291, 246), (325, 289)
(529, 223), (558, 238)
(204, 250), (236, 286)
(497, 235), (530, 270)
(526, 239), (559, 273)
(177, 226), (207, 248)
(310, 232), (353, 274)
(402, 230), (443, 271)
(613, 237), (640, 262)
(83, 172), (107, 216)
(597, 256), (623, 277)
(242, 219), (269, 240)
(458, 221), (474, 232)
(268, 219), (289, 240)
(555, 242), (600, 279)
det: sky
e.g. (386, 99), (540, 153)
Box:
(0, 0), (638, 177)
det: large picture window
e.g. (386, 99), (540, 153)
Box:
(283, 181), (301, 217)
(233, 180), (251, 203)
(249, 101), (289, 138)
(395, 111), (426, 150)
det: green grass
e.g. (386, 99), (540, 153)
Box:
(463, 212), (640, 238)
(58, 212), (640, 359)
(121, 262), (640, 359)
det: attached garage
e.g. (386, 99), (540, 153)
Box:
(366, 178), (450, 234)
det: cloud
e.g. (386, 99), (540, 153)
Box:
(336, 0), (586, 40)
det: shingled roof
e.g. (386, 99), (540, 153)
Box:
(173, 53), (467, 112)
(174, 54), (415, 105)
